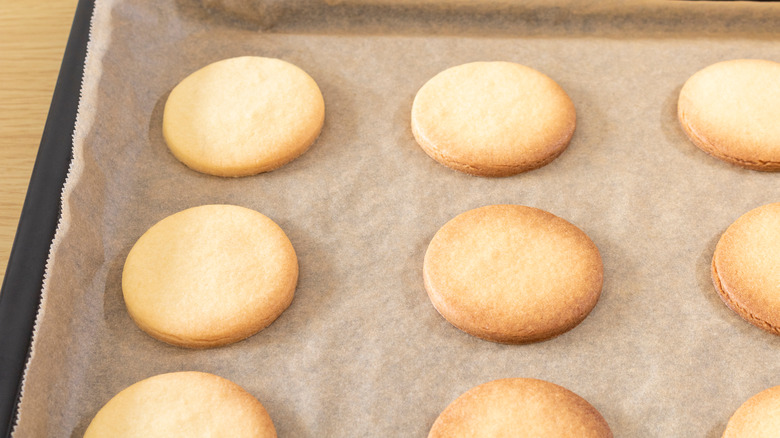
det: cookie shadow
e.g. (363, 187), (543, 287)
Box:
(395, 91), (417, 156)
(697, 232), (725, 318)
(545, 80), (610, 177)
(660, 84), (685, 147)
(285, 64), (359, 176)
(393, 85), (449, 179)
(148, 91), (175, 166)
(145, 91), (229, 205)
(146, 90), (263, 206)
(102, 238), (210, 357)
(147, 90), (211, 181)
(147, 90), (255, 198)
(237, 221), (337, 347)
(403, 227), (460, 344)
(707, 420), (727, 438)
(102, 246), (159, 347)
(69, 413), (94, 438)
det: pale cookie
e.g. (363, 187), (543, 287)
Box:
(423, 205), (603, 343)
(411, 62), (576, 177)
(84, 371), (276, 438)
(429, 378), (612, 438)
(163, 56), (325, 177)
(122, 204), (298, 348)
(678, 59), (780, 171)
(712, 202), (780, 335)
(723, 385), (780, 438)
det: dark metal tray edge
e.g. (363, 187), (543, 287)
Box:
(0, 0), (95, 435)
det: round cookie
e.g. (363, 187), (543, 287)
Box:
(163, 56), (325, 177)
(423, 205), (603, 343)
(712, 203), (780, 335)
(429, 378), (612, 438)
(84, 371), (276, 438)
(677, 59), (780, 171)
(723, 385), (780, 438)
(122, 204), (298, 348)
(411, 62), (576, 177)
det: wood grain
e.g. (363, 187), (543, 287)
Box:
(0, 0), (79, 286)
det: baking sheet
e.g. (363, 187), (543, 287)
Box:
(13, 0), (780, 436)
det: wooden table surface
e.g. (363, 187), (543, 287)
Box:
(0, 0), (79, 287)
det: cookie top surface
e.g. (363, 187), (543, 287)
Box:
(678, 59), (780, 171)
(712, 202), (780, 335)
(428, 378), (612, 438)
(411, 61), (576, 177)
(122, 204), (298, 348)
(163, 56), (325, 177)
(723, 385), (780, 438)
(423, 205), (603, 343)
(84, 372), (276, 438)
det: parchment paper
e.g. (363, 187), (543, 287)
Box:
(13, 0), (780, 436)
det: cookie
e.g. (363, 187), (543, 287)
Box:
(411, 62), (576, 177)
(84, 371), (276, 438)
(428, 378), (612, 438)
(723, 385), (780, 437)
(423, 205), (603, 343)
(678, 59), (780, 171)
(122, 204), (298, 348)
(163, 56), (325, 177)
(712, 202), (780, 335)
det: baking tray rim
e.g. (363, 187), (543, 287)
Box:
(0, 0), (94, 435)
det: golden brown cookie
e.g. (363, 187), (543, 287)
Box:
(678, 59), (780, 171)
(712, 202), (780, 335)
(423, 205), (603, 343)
(723, 385), (780, 437)
(122, 205), (298, 348)
(429, 378), (612, 438)
(411, 61), (576, 177)
(163, 56), (325, 177)
(84, 371), (276, 438)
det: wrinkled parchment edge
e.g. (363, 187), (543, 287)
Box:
(11, 0), (112, 434)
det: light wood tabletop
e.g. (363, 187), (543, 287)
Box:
(0, 0), (79, 286)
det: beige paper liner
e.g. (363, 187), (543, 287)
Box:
(13, 0), (780, 436)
